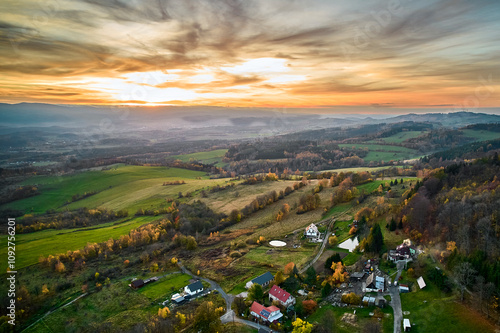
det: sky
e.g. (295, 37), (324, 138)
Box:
(0, 0), (499, 111)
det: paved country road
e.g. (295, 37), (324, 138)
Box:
(220, 310), (272, 332)
(178, 261), (233, 315)
(390, 261), (406, 333)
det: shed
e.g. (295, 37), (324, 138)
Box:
(403, 318), (411, 331)
(130, 279), (144, 289)
(417, 276), (426, 289)
(399, 285), (410, 293)
(351, 272), (364, 281)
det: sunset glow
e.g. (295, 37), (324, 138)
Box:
(1, 0), (499, 109)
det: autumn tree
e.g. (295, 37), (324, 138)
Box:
(330, 262), (348, 285)
(302, 300), (318, 315)
(185, 236), (197, 250)
(275, 271), (285, 285)
(328, 235), (338, 247)
(325, 253), (342, 272)
(233, 297), (247, 316)
(193, 301), (222, 333)
(355, 207), (374, 222)
(158, 306), (170, 319)
(284, 262), (295, 275)
(248, 283), (264, 302)
(292, 318), (313, 333)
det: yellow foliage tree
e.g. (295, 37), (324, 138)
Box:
(328, 235), (338, 247)
(176, 312), (186, 326)
(55, 261), (65, 273)
(292, 318), (313, 333)
(42, 284), (49, 294)
(158, 306), (170, 319)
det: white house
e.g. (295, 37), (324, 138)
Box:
(305, 223), (319, 238)
(184, 280), (203, 296)
(250, 301), (283, 323)
(269, 285), (295, 307)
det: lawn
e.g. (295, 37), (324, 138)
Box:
(169, 148), (228, 166)
(0, 216), (157, 272)
(1, 164), (209, 214)
(138, 273), (192, 301)
(400, 279), (496, 333)
(240, 245), (315, 269)
(307, 304), (393, 333)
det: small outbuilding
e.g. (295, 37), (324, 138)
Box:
(130, 279), (144, 289)
(417, 276), (426, 289)
(403, 318), (411, 331)
(350, 272), (364, 281)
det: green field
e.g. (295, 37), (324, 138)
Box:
(0, 164), (225, 215)
(0, 216), (156, 272)
(338, 143), (419, 162)
(138, 273), (192, 301)
(461, 129), (500, 142)
(375, 131), (425, 143)
(25, 282), (152, 333)
(400, 279), (496, 333)
(338, 143), (416, 153)
(170, 149), (228, 166)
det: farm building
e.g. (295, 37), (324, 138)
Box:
(399, 284), (410, 293)
(130, 279), (144, 289)
(250, 301), (283, 323)
(170, 293), (185, 304)
(304, 223), (319, 238)
(350, 272), (364, 281)
(365, 273), (385, 292)
(417, 276), (426, 289)
(184, 280), (204, 296)
(269, 285), (295, 307)
(246, 271), (274, 289)
(403, 318), (411, 331)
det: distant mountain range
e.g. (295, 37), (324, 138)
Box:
(1, 103), (499, 133)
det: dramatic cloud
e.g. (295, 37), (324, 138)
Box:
(0, 0), (499, 109)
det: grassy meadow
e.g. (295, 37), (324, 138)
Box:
(0, 216), (157, 272)
(169, 149), (228, 166)
(2, 164), (215, 214)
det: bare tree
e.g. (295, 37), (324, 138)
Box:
(454, 262), (476, 302)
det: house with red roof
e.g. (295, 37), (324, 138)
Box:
(249, 301), (283, 323)
(269, 285), (295, 307)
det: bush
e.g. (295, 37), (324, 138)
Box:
(229, 251), (242, 258)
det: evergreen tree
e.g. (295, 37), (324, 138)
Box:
(365, 224), (384, 253)
(305, 266), (317, 286)
(398, 219), (403, 229)
(389, 218), (397, 231)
